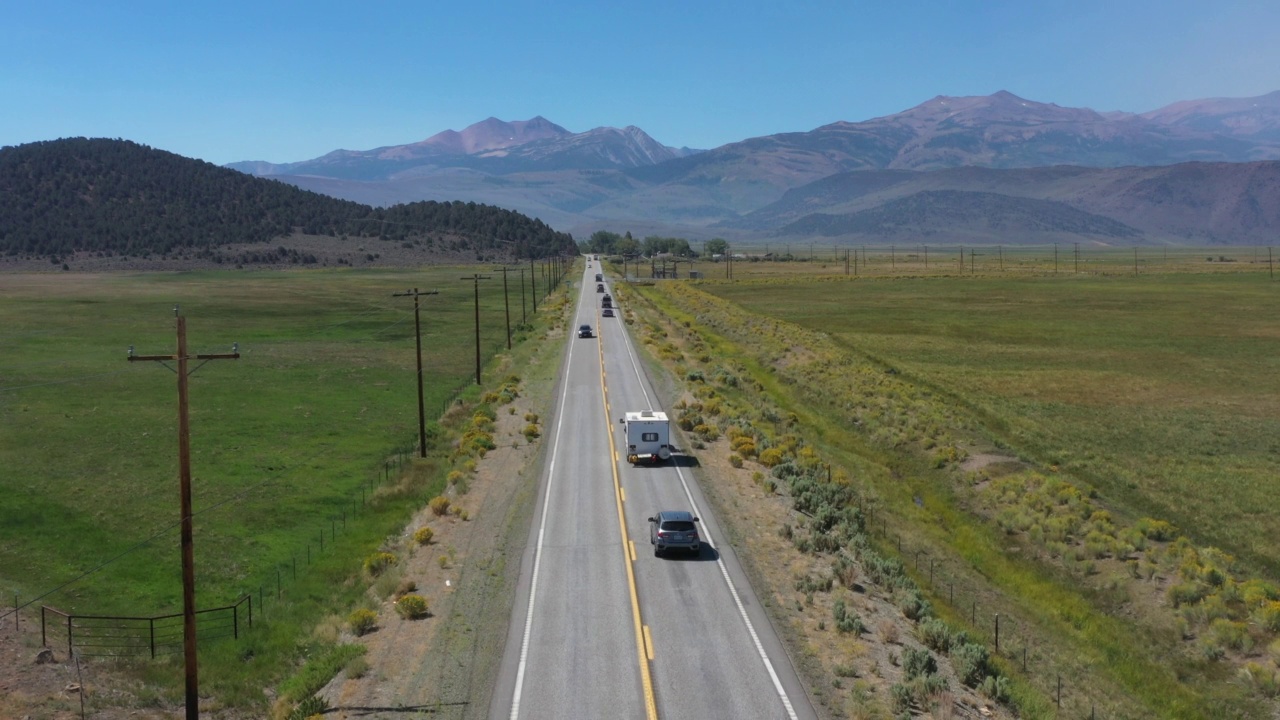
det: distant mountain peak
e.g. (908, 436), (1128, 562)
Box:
(882, 90), (1102, 129)
(1142, 90), (1280, 141)
(416, 116), (570, 155)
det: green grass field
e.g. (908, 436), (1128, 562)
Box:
(0, 267), (535, 614)
(618, 260), (1280, 717)
(687, 243), (1277, 281)
(705, 271), (1280, 578)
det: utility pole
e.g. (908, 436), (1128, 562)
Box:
(1074, 242), (1080, 274)
(519, 268), (527, 324)
(498, 267), (513, 350)
(392, 288), (438, 458)
(924, 245), (928, 269)
(128, 307), (238, 720)
(461, 274), (491, 385)
(529, 257), (537, 314)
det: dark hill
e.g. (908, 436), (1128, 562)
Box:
(0, 138), (577, 263)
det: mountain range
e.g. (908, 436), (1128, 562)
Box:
(228, 117), (700, 179)
(228, 91), (1280, 245)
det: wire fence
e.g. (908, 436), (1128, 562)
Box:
(39, 594), (251, 659)
(688, 243), (1278, 281)
(854, 503), (1109, 719)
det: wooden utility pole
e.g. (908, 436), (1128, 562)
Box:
(498, 267), (514, 350)
(128, 308), (238, 720)
(529, 258), (537, 313)
(461, 274), (491, 385)
(392, 288), (438, 458)
(519, 268), (527, 324)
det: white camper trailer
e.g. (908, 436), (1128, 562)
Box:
(620, 411), (672, 464)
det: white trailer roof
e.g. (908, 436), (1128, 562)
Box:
(624, 410), (668, 422)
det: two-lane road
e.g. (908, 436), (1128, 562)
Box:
(491, 262), (817, 720)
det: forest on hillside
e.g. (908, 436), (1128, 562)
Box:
(0, 138), (577, 261)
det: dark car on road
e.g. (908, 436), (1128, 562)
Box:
(648, 510), (700, 557)
(601, 308), (615, 317)
(596, 283), (605, 292)
(577, 324), (594, 338)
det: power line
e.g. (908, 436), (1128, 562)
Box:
(0, 513), (187, 621)
(0, 369), (132, 393)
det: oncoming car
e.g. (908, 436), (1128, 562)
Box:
(577, 324), (594, 338)
(648, 510), (700, 557)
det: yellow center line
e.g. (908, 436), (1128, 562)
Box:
(643, 625), (655, 661)
(600, 317), (659, 720)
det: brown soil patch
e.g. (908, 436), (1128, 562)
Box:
(959, 452), (1021, 475)
(0, 617), (179, 720)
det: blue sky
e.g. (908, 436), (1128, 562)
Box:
(3, 0), (1278, 165)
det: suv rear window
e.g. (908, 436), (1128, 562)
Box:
(660, 521), (696, 532)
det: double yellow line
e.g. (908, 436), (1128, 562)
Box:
(598, 320), (659, 720)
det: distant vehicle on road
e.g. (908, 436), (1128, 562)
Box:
(602, 308), (615, 317)
(596, 283), (605, 293)
(577, 324), (594, 338)
(595, 273), (603, 282)
(648, 510), (700, 557)
(601, 294), (612, 308)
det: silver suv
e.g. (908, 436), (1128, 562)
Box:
(647, 510), (700, 557)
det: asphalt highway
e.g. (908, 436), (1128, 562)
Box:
(490, 262), (818, 720)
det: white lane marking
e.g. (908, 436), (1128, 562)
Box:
(674, 461), (798, 720)
(616, 308), (654, 410)
(610, 291), (798, 719)
(509, 280), (583, 720)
